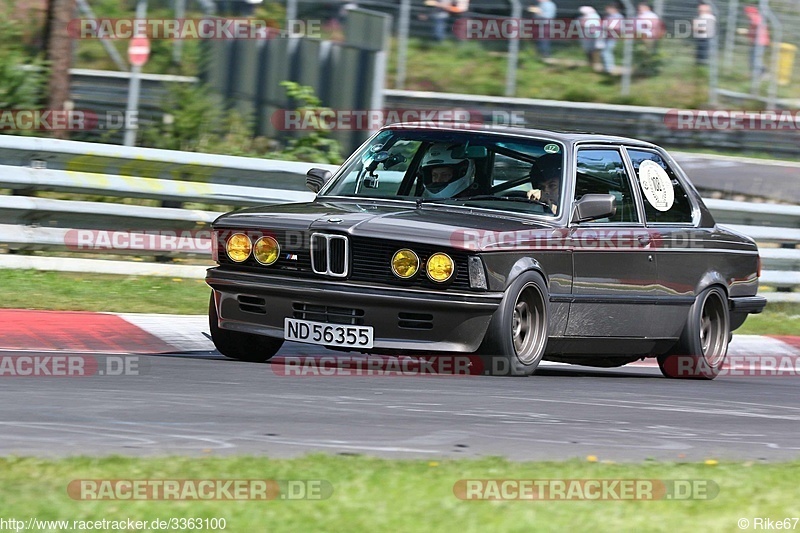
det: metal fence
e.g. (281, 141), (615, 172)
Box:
(304, 0), (800, 105)
(0, 135), (796, 300)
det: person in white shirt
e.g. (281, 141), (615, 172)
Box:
(693, 1), (716, 65)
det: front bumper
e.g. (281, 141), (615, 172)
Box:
(206, 268), (503, 353)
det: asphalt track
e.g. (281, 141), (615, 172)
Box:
(673, 153), (800, 203)
(2, 341), (800, 462)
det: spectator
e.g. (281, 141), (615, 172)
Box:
(693, 1), (716, 65)
(579, 6), (602, 69)
(601, 3), (623, 73)
(424, 0), (469, 42)
(635, 2), (662, 75)
(528, 0), (557, 59)
(744, 5), (770, 78)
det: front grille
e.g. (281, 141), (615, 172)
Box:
(217, 231), (473, 290)
(292, 303), (365, 325)
(310, 233), (349, 277)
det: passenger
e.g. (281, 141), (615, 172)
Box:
(526, 153), (563, 214)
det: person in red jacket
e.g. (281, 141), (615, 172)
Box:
(744, 5), (770, 78)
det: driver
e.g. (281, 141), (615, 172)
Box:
(420, 144), (476, 199)
(527, 152), (563, 214)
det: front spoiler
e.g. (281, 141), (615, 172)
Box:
(206, 268), (503, 353)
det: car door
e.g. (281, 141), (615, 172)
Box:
(624, 147), (709, 338)
(565, 146), (659, 337)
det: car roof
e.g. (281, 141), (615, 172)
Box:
(383, 122), (661, 150)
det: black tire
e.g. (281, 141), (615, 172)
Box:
(479, 271), (549, 377)
(209, 293), (283, 363)
(657, 286), (730, 380)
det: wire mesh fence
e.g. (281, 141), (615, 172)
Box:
(284, 0), (799, 107)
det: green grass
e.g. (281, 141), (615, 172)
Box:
(0, 455), (798, 532)
(0, 269), (209, 314)
(736, 302), (800, 336)
(0, 269), (797, 336)
(388, 38), (800, 109)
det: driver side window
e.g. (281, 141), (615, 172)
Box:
(574, 149), (639, 223)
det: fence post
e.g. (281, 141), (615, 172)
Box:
(763, 4), (782, 109)
(505, 0), (522, 97)
(723, 0), (738, 69)
(709, 0), (720, 106)
(620, 0), (635, 96)
(396, 0), (411, 89)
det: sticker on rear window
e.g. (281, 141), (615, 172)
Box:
(639, 160), (675, 211)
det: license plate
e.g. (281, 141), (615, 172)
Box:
(284, 318), (374, 349)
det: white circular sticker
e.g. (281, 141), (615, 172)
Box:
(638, 160), (674, 212)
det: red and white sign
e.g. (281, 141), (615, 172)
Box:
(128, 35), (150, 67)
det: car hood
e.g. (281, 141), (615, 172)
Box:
(213, 199), (560, 251)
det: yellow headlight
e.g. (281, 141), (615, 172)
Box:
(426, 252), (454, 282)
(254, 236), (280, 265)
(391, 249), (419, 279)
(226, 233), (252, 262)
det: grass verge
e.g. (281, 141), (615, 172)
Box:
(0, 269), (209, 315)
(0, 269), (796, 336)
(0, 455), (798, 532)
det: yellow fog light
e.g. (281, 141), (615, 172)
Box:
(426, 252), (454, 282)
(226, 233), (252, 262)
(254, 236), (280, 265)
(391, 249), (420, 279)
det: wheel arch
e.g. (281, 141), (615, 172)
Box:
(504, 257), (549, 292)
(695, 271), (730, 300)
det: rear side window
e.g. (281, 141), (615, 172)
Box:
(575, 149), (638, 223)
(627, 149), (694, 224)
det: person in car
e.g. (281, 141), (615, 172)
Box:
(527, 152), (563, 214)
(421, 144), (477, 199)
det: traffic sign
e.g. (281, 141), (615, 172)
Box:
(128, 36), (150, 67)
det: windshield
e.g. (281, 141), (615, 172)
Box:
(319, 129), (566, 216)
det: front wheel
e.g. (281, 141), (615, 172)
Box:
(479, 271), (549, 377)
(658, 286), (730, 380)
(209, 293), (283, 363)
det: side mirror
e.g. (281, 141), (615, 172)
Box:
(571, 194), (617, 223)
(306, 168), (332, 193)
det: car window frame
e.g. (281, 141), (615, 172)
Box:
(622, 146), (701, 228)
(569, 143), (644, 227)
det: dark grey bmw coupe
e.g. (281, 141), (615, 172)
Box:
(206, 124), (766, 378)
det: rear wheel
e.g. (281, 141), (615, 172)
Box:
(479, 272), (549, 377)
(658, 286), (730, 379)
(209, 293), (283, 363)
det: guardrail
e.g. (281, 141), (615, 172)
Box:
(0, 135), (796, 301)
(384, 89), (800, 158)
